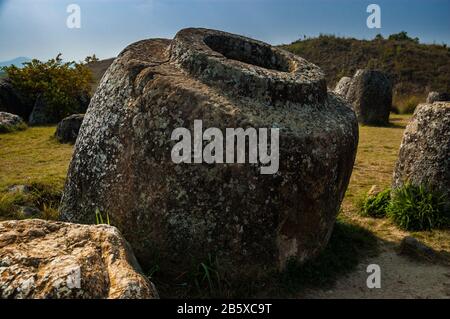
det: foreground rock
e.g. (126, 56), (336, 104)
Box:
(392, 102), (450, 198)
(426, 91), (450, 104)
(55, 114), (85, 144)
(0, 219), (158, 299)
(334, 76), (352, 97)
(345, 69), (392, 125)
(60, 28), (358, 279)
(0, 78), (32, 119)
(0, 111), (27, 133)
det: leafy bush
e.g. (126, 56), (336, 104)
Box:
(359, 188), (391, 218)
(2, 54), (92, 120)
(393, 95), (423, 114)
(388, 184), (450, 231)
(388, 31), (419, 43)
(0, 121), (27, 133)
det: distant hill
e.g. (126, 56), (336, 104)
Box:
(0, 57), (31, 68)
(281, 33), (450, 108)
(86, 58), (115, 91)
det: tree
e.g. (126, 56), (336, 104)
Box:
(374, 34), (384, 41)
(84, 54), (99, 64)
(388, 31), (419, 43)
(2, 54), (93, 120)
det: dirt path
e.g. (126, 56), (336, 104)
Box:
(302, 241), (450, 299)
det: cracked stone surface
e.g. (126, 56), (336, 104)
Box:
(0, 219), (158, 299)
(59, 28), (358, 279)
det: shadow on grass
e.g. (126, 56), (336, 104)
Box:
(360, 121), (407, 129)
(274, 219), (378, 296)
(148, 218), (379, 298)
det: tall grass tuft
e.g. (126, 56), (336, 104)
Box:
(358, 188), (391, 218)
(388, 184), (449, 231)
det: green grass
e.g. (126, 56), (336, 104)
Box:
(0, 126), (72, 221)
(0, 122), (28, 134)
(388, 184), (449, 231)
(342, 113), (450, 252)
(94, 207), (110, 225)
(358, 188), (391, 218)
(0, 126), (72, 189)
(1, 113), (449, 297)
(344, 114), (410, 206)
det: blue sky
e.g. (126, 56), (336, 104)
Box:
(0, 0), (449, 61)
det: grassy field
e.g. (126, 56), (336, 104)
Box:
(341, 114), (450, 253)
(0, 126), (72, 220)
(0, 126), (72, 189)
(0, 115), (448, 249)
(0, 116), (448, 297)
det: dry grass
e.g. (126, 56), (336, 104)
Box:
(0, 126), (73, 221)
(0, 116), (447, 252)
(0, 126), (73, 190)
(0, 114), (448, 297)
(341, 113), (450, 253)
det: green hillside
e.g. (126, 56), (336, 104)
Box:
(282, 32), (450, 111)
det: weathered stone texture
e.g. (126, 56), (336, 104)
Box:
(60, 28), (358, 278)
(392, 102), (450, 199)
(0, 219), (158, 299)
(55, 114), (85, 144)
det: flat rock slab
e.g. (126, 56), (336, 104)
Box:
(0, 219), (158, 299)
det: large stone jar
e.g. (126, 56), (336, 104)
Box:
(392, 102), (450, 199)
(344, 69), (392, 126)
(60, 28), (358, 279)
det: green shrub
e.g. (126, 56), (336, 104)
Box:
(359, 188), (391, 218)
(0, 122), (27, 133)
(2, 54), (92, 120)
(388, 184), (449, 231)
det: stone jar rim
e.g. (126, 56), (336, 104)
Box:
(170, 28), (327, 105)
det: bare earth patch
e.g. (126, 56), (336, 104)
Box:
(302, 114), (450, 299)
(302, 241), (450, 298)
